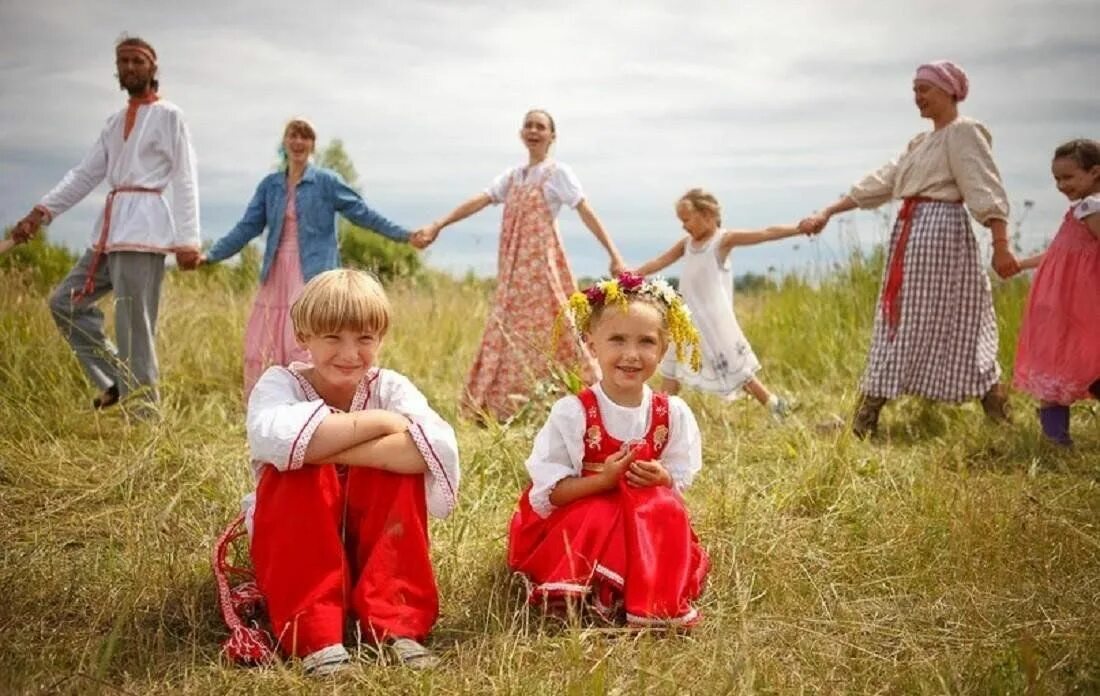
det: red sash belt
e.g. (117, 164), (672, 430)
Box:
(73, 186), (163, 301)
(880, 196), (959, 341)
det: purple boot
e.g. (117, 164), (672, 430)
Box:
(1037, 405), (1072, 447)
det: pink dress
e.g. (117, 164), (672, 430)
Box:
(1013, 198), (1100, 404)
(242, 188), (310, 399)
(461, 164), (595, 422)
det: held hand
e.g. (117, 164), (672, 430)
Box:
(798, 212), (828, 236)
(625, 459), (673, 488)
(12, 210), (44, 243)
(409, 224), (441, 250)
(175, 248), (201, 271)
(991, 246), (1020, 279)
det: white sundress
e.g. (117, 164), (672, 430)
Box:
(659, 234), (760, 400)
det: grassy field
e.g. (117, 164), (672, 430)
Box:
(1, 255), (1097, 695)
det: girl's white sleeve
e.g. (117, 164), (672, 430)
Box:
(548, 162), (585, 209)
(526, 396), (585, 518)
(662, 397), (703, 491)
(376, 371), (461, 519)
(485, 166), (516, 205)
(1073, 195), (1100, 220)
(246, 368), (329, 472)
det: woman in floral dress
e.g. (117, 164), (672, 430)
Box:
(414, 110), (626, 422)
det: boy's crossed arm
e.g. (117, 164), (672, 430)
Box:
(304, 409), (428, 474)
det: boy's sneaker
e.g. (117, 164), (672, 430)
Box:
(389, 637), (439, 670)
(303, 644), (351, 677)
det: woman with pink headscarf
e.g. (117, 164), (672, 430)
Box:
(801, 61), (1019, 438)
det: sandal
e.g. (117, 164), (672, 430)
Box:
(389, 637), (439, 670)
(92, 384), (119, 410)
(303, 644), (351, 677)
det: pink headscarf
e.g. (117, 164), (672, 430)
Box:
(914, 60), (969, 102)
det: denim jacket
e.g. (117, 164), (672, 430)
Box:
(205, 165), (410, 282)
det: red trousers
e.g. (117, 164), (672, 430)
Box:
(251, 464), (438, 658)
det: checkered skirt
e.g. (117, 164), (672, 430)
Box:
(860, 201), (1001, 401)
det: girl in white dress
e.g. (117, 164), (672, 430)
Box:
(632, 188), (812, 419)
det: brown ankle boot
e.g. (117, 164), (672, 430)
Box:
(980, 383), (1009, 422)
(852, 394), (888, 439)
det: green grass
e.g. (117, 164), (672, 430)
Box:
(1, 258), (1097, 695)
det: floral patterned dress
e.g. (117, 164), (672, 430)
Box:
(462, 164), (594, 421)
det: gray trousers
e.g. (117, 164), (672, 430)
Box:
(49, 250), (166, 404)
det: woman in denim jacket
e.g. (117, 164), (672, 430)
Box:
(202, 118), (415, 398)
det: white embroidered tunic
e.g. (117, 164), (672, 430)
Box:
(849, 116), (1009, 225)
(244, 364), (461, 526)
(524, 384), (702, 518)
(37, 99), (200, 253)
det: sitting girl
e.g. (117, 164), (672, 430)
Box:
(244, 269), (459, 674)
(507, 272), (709, 626)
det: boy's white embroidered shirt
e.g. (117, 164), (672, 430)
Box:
(245, 365), (460, 527)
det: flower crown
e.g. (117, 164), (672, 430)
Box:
(562, 272), (702, 371)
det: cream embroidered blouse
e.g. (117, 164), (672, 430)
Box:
(849, 116), (1010, 225)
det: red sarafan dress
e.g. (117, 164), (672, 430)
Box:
(1014, 196), (1100, 404)
(508, 386), (709, 626)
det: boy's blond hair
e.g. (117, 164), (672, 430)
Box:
(291, 269), (391, 338)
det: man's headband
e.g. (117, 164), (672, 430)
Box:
(116, 44), (157, 66)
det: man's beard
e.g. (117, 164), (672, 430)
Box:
(118, 74), (153, 96)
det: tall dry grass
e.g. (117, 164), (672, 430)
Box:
(0, 255), (1097, 695)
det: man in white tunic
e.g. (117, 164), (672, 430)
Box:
(12, 36), (200, 413)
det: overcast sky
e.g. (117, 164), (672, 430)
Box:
(1, 0), (1097, 280)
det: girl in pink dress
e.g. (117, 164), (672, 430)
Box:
(412, 110), (626, 423)
(1013, 139), (1100, 446)
(203, 119), (414, 399)
(240, 189), (309, 398)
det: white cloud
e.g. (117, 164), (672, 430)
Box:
(1, 0), (1096, 277)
